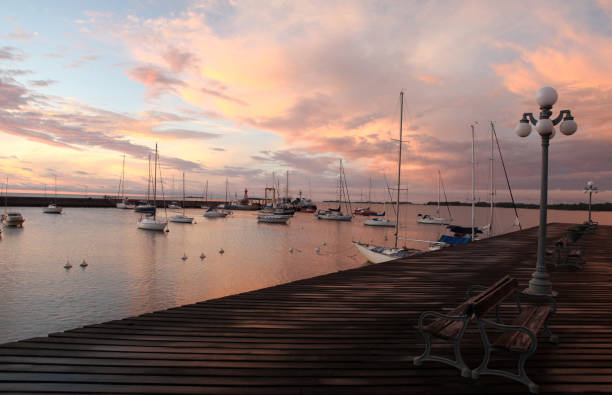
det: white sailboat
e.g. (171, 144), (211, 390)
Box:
(417, 170), (452, 225)
(2, 178), (25, 227)
(115, 154), (134, 209)
(43, 176), (63, 214)
(137, 144), (168, 231)
(169, 173), (194, 223)
(316, 159), (352, 221)
(354, 91), (423, 263)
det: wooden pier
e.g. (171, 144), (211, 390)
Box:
(0, 223), (610, 393)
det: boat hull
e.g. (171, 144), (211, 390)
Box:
(257, 215), (290, 224)
(43, 205), (62, 214)
(2, 213), (25, 226)
(353, 241), (423, 264)
(417, 216), (451, 225)
(204, 210), (228, 218)
(169, 215), (194, 223)
(364, 219), (396, 227)
(137, 219), (167, 231)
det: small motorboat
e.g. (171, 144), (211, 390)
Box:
(64, 260), (72, 269)
(80, 259), (88, 267)
(257, 214), (290, 224)
(43, 204), (62, 214)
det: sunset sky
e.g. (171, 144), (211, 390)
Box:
(1, 0), (611, 203)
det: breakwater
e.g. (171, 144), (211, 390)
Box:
(1, 196), (225, 208)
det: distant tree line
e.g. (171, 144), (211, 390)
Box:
(426, 201), (612, 211)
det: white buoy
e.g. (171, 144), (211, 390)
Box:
(322, 241), (327, 246)
(181, 253), (188, 261)
(315, 247), (320, 253)
(289, 248), (293, 253)
(219, 248), (224, 254)
(64, 260), (72, 269)
(200, 252), (205, 260)
(80, 259), (88, 267)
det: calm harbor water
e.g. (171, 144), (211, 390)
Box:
(0, 204), (609, 343)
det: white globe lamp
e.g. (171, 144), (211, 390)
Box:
(560, 118), (578, 135)
(535, 118), (554, 136)
(536, 87), (558, 107)
(515, 121), (532, 137)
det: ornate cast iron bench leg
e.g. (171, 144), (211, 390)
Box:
(471, 320), (540, 393)
(413, 311), (471, 377)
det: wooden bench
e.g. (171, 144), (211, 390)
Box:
(413, 275), (518, 377)
(471, 291), (558, 393)
(545, 237), (586, 269)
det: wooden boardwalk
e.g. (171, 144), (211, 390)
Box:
(0, 223), (610, 394)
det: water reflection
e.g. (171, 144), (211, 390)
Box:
(0, 204), (609, 343)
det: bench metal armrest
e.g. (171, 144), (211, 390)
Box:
(465, 285), (487, 299)
(514, 292), (557, 316)
(417, 310), (468, 330)
(478, 317), (538, 354)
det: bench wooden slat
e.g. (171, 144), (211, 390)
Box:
(471, 278), (517, 318)
(492, 305), (553, 352)
(421, 275), (515, 340)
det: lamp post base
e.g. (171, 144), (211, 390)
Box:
(523, 272), (557, 297)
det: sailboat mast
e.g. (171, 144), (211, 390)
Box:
(490, 121), (495, 235)
(225, 178), (228, 204)
(205, 180), (208, 203)
(470, 123), (476, 240)
(121, 154), (126, 198)
(437, 170), (441, 214)
(182, 172), (186, 215)
(395, 91), (404, 249)
(147, 154), (151, 203)
(153, 144), (158, 220)
(54, 175), (58, 205)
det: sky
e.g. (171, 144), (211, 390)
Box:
(1, 0), (611, 203)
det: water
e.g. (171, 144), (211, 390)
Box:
(0, 204), (609, 343)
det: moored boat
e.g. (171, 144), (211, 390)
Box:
(257, 214), (290, 224)
(3, 212), (25, 227)
(169, 173), (194, 224)
(43, 204), (62, 214)
(137, 144), (167, 232)
(353, 241), (423, 264)
(364, 217), (396, 227)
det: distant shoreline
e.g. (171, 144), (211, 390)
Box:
(323, 200), (612, 212)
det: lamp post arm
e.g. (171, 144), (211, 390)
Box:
(551, 110), (572, 126)
(523, 112), (538, 126)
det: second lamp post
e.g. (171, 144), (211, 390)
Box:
(515, 87), (578, 296)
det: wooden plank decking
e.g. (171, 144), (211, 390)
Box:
(0, 223), (610, 394)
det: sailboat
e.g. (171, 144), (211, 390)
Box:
(316, 159), (352, 221)
(169, 172), (194, 223)
(134, 154), (155, 213)
(417, 170), (452, 225)
(353, 91), (423, 263)
(137, 144), (168, 231)
(429, 122), (503, 251)
(43, 176), (63, 214)
(116, 154), (134, 209)
(2, 178), (25, 227)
